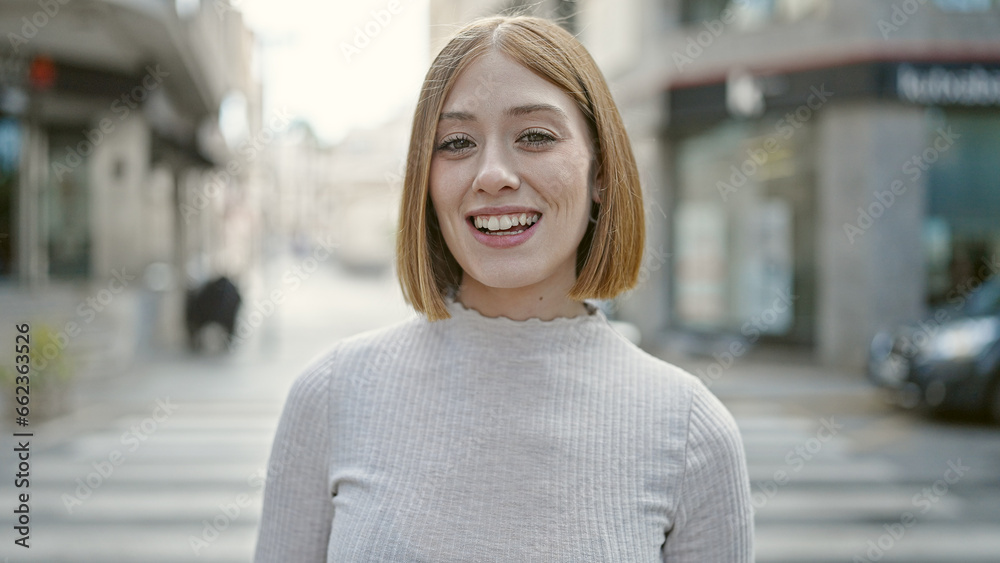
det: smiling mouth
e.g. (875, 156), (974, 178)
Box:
(469, 212), (541, 236)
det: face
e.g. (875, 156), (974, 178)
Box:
(429, 51), (598, 302)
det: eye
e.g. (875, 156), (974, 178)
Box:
(436, 134), (475, 152)
(518, 129), (557, 147)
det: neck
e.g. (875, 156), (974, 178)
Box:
(456, 275), (588, 321)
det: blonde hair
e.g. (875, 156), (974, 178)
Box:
(396, 16), (645, 320)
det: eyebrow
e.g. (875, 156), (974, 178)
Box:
(438, 103), (569, 122)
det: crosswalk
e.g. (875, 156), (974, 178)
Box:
(3, 387), (1000, 562)
(736, 406), (1000, 563)
(1, 395), (281, 563)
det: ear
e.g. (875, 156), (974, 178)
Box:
(590, 159), (603, 205)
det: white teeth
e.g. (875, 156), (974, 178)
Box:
(473, 213), (541, 232)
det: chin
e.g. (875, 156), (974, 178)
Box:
(467, 266), (546, 290)
(462, 254), (571, 292)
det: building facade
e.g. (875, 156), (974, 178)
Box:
(0, 0), (262, 374)
(605, 0), (1000, 369)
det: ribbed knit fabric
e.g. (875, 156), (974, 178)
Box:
(254, 299), (754, 562)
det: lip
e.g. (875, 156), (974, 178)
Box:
(465, 205), (542, 219)
(465, 206), (542, 249)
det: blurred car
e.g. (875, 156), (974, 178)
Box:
(868, 277), (1000, 423)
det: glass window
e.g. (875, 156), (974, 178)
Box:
(679, 0), (827, 27)
(679, 0), (731, 24)
(933, 0), (994, 12)
(924, 110), (1000, 306)
(0, 118), (17, 279)
(672, 114), (817, 343)
(46, 129), (91, 278)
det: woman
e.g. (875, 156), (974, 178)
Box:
(255, 16), (753, 562)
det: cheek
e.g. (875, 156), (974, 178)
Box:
(542, 148), (594, 209)
(428, 167), (452, 220)
(548, 167), (593, 219)
(428, 164), (467, 243)
(429, 160), (464, 207)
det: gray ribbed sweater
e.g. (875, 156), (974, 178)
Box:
(254, 299), (753, 562)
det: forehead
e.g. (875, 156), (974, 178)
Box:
(440, 50), (580, 118)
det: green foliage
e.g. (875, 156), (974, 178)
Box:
(1, 322), (74, 388)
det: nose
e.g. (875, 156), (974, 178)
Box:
(471, 142), (519, 195)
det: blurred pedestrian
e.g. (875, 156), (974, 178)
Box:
(185, 275), (241, 351)
(255, 15), (752, 562)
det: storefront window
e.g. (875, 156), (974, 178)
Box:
(0, 117), (18, 279)
(925, 110), (1000, 305)
(933, 0), (995, 12)
(46, 129), (90, 278)
(679, 0), (826, 27)
(672, 115), (817, 343)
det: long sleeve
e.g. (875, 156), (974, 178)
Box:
(662, 386), (754, 562)
(254, 358), (335, 563)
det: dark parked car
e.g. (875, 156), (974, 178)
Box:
(868, 277), (1000, 423)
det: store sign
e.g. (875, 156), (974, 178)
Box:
(897, 64), (1000, 106)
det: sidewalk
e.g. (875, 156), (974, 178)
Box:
(651, 341), (888, 417)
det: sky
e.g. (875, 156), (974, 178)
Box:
(236, 0), (430, 144)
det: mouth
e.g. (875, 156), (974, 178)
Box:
(468, 212), (541, 236)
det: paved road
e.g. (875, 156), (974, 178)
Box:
(680, 357), (1000, 563)
(2, 255), (1000, 562)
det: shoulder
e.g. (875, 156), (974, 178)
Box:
(592, 324), (740, 434)
(593, 323), (709, 396)
(286, 313), (428, 393)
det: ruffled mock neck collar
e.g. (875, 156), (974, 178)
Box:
(444, 296), (603, 326)
(433, 297), (609, 357)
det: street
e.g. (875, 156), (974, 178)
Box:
(2, 256), (1000, 562)
(686, 358), (1000, 562)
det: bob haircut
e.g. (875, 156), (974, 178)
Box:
(396, 15), (645, 320)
